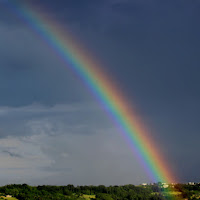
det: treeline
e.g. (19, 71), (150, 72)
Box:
(0, 183), (199, 200)
(173, 183), (200, 199)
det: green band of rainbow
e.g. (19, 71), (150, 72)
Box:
(7, 0), (177, 188)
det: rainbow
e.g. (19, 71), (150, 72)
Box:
(6, 1), (177, 187)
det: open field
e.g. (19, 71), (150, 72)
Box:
(81, 194), (95, 199)
(164, 191), (182, 195)
(0, 197), (18, 200)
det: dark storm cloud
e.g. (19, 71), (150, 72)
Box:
(0, 0), (199, 184)
(0, 24), (92, 106)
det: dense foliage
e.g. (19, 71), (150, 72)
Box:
(0, 183), (199, 200)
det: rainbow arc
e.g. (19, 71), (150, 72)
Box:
(6, 0), (178, 194)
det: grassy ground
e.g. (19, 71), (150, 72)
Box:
(164, 191), (182, 195)
(0, 197), (18, 200)
(65, 194), (96, 200)
(82, 194), (95, 199)
(1, 194), (95, 200)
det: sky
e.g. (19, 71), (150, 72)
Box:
(0, 0), (199, 186)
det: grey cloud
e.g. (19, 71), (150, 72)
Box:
(0, 104), (149, 185)
(0, 103), (111, 138)
(1, 150), (23, 158)
(40, 166), (72, 172)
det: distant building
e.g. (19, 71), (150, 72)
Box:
(162, 183), (169, 188)
(169, 183), (176, 188)
(188, 182), (195, 185)
(6, 195), (12, 197)
(141, 183), (147, 186)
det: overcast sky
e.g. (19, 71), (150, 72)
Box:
(0, 0), (199, 186)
